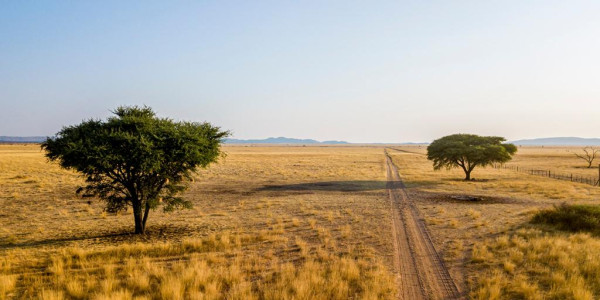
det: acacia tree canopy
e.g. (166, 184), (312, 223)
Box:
(426, 134), (517, 180)
(42, 106), (229, 234)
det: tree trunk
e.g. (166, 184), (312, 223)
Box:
(142, 203), (151, 232)
(133, 202), (145, 234)
(459, 163), (472, 180)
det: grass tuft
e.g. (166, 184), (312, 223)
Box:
(531, 204), (600, 235)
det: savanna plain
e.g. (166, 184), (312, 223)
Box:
(1, 144), (600, 299)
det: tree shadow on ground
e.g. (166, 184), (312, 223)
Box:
(401, 180), (443, 188)
(0, 232), (130, 250)
(258, 181), (389, 192)
(443, 178), (499, 183)
(411, 190), (530, 205)
(0, 224), (204, 250)
(573, 166), (597, 169)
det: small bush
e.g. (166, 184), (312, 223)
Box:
(531, 204), (600, 234)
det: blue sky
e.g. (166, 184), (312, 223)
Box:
(1, 1), (599, 143)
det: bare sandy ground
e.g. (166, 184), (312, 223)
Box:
(385, 150), (461, 299)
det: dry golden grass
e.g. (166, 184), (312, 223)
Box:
(509, 146), (600, 178)
(388, 146), (600, 297)
(390, 146), (600, 202)
(471, 229), (600, 300)
(0, 144), (396, 299)
(4, 143), (600, 299)
(8, 233), (393, 299)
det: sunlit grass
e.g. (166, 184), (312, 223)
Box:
(8, 143), (600, 299)
(390, 146), (600, 202)
(471, 228), (600, 299)
(388, 146), (600, 296)
(4, 233), (394, 299)
(0, 144), (396, 299)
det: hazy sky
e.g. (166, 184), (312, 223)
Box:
(1, 1), (599, 143)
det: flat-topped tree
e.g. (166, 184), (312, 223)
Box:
(42, 106), (229, 234)
(427, 134), (517, 180)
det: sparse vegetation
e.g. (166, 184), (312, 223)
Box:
(471, 228), (600, 299)
(572, 146), (600, 168)
(388, 146), (600, 296)
(0, 145), (396, 298)
(469, 203), (600, 299)
(4, 143), (600, 299)
(4, 234), (393, 299)
(466, 208), (482, 220)
(532, 204), (600, 235)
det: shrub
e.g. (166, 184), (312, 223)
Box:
(531, 204), (600, 234)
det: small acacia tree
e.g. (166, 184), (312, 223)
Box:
(427, 134), (517, 180)
(42, 106), (229, 234)
(572, 147), (600, 168)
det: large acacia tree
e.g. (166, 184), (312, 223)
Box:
(427, 134), (517, 180)
(42, 106), (229, 234)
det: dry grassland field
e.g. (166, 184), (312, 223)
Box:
(2, 144), (600, 299)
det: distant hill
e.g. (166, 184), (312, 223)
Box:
(224, 137), (349, 144)
(0, 136), (350, 144)
(0, 136), (46, 143)
(510, 137), (600, 146)
(16, 135), (597, 145)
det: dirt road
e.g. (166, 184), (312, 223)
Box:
(385, 150), (461, 299)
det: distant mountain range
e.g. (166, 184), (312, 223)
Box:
(224, 137), (349, 144)
(0, 136), (46, 143)
(0, 136), (349, 144)
(510, 137), (600, 146)
(2, 136), (599, 146)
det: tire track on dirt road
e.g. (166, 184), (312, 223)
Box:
(385, 150), (461, 300)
